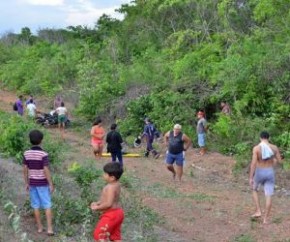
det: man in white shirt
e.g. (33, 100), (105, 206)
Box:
(26, 99), (38, 118)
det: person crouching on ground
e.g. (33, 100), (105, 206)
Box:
(141, 118), (160, 159)
(91, 162), (124, 242)
(164, 124), (191, 182)
(106, 123), (124, 167)
(196, 111), (207, 155)
(55, 101), (68, 140)
(23, 130), (54, 236)
(91, 118), (106, 159)
(249, 131), (282, 224)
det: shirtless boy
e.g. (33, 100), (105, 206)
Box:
(249, 131), (282, 224)
(91, 162), (124, 241)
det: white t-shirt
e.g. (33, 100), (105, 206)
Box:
(56, 107), (67, 116)
(27, 103), (37, 117)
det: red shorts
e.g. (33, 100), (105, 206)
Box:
(93, 208), (124, 241)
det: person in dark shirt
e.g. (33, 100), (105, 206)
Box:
(106, 124), (124, 167)
(164, 124), (191, 182)
(23, 130), (54, 235)
(141, 118), (160, 158)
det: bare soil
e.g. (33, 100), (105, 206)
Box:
(1, 89), (290, 242)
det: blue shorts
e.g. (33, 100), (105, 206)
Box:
(198, 133), (206, 147)
(253, 167), (275, 196)
(29, 186), (52, 209)
(165, 152), (184, 166)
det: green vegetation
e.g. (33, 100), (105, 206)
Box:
(1, 0), (289, 161)
(0, 111), (63, 164)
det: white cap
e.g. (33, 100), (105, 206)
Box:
(173, 124), (182, 130)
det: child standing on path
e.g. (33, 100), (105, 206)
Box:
(55, 102), (68, 140)
(23, 130), (54, 236)
(91, 162), (124, 242)
(91, 118), (106, 159)
(106, 123), (124, 167)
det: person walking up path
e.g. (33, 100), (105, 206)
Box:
(141, 118), (160, 159)
(164, 124), (191, 182)
(249, 131), (282, 224)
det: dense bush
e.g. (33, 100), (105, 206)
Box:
(0, 111), (63, 164)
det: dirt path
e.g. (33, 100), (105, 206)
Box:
(1, 89), (290, 241)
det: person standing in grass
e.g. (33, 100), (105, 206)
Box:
(55, 101), (68, 140)
(91, 162), (124, 242)
(196, 111), (207, 155)
(106, 123), (124, 167)
(91, 118), (106, 159)
(23, 130), (54, 236)
(249, 131), (282, 224)
(26, 99), (39, 118)
(164, 124), (191, 182)
(16, 95), (24, 116)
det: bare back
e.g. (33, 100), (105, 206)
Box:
(253, 143), (281, 168)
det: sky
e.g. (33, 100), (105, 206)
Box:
(0, 0), (132, 35)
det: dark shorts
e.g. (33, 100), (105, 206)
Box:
(58, 114), (66, 123)
(165, 151), (184, 166)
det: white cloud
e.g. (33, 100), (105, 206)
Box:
(64, 1), (123, 27)
(24, 0), (64, 6)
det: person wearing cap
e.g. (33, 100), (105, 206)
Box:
(141, 118), (160, 159)
(197, 111), (207, 155)
(164, 124), (191, 182)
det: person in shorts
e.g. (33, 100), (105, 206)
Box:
(91, 162), (124, 241)
(196, 111), (207, 155)
(249, 131), (282, 224)
(23, 130), (54, 235)
(55, 101), (68, 139)
(91, 118), (106, 159)
(164, 124), (191, 182)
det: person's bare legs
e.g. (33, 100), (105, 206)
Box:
(45, 208), (54, 234)
(167, 165), (176, 180)
(175, 165), (183, 182)
(252, 190), (262, 217)
(33, 209), (43, 232)
(263, 196), (272, 224)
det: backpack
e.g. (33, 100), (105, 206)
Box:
(13, 102), (18, 111)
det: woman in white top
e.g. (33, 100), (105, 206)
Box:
(55, 102), (68, 139)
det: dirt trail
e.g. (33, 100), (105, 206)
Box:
(1, 89), (290, 241)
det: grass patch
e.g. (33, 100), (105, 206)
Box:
(233, 234), (255, 242)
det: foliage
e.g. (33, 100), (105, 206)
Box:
(0, 111), (63, 164)
(0, 0), (290, 169)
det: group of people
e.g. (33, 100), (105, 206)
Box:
(21, 99), (283, 241)
(14, 95), (68, 139)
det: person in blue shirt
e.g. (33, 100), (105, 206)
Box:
(141, 118), (160, 159)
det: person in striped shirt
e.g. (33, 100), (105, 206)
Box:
(23, 130), (54, 236)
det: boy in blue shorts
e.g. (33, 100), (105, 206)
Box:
(164, 124), (191, 182)
(23, 130), (54, 235)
